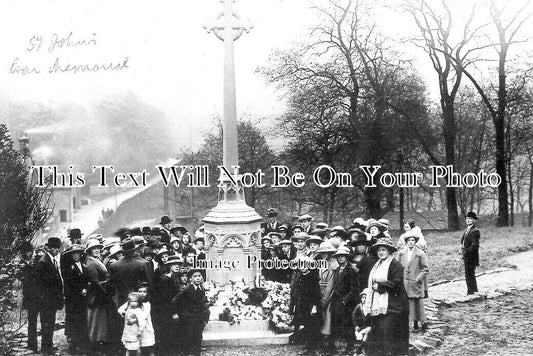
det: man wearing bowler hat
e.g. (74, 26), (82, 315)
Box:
(158, 215), (173, 244)
(68, 228), (83, 245)
(462, 212), (481, 295)
(34, 237), (64, 354)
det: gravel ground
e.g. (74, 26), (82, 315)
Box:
(431, 289), (533, 356)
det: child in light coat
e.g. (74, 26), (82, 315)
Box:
(119, 292), (149, 356)
(136, 282), (155, 356)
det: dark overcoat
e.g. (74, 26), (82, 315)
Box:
(289, 269), (321, 326)
(34, 253), (64, 310)
(63, 260), (88, 339)
(330, 263), (359, 336)
(173, 284), (210, 350)
(461, 226), (480, 267)
(108, 254), (152, 306)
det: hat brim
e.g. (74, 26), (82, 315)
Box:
(306, 238), (323, 246)
(46, 243), (62, 249)
(403, 236), (420, 243)
(108, 250), (123, 258)
(369, 243), (397, 254)
(332, 251), (352, 257)
(62, 248), (85, 255)
(165, 260), (184, 265)
(291, 236), (307, 242)
(366, 223), (386, 233)
(85, 243), (104, 253)
(317, 248), (336, 254)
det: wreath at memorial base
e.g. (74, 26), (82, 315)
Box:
(204, 279), (293, 333)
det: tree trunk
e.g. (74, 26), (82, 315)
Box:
(442, 103), (461, 230)
(399, 187), (405, 231)
(365, 186), (382, 218)
(529, 163), (533, 227)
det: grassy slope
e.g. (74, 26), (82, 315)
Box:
(418, 227), (533, 283)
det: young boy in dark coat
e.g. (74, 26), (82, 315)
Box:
(173, 268), (210, 356)
(352, 288), (371, 355)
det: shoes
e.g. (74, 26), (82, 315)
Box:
(412, 321), (420, 333)
(40, 346), (58, 355)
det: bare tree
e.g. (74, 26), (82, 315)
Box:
(449, 0), (532, 226)
(403, 0), (488, 230)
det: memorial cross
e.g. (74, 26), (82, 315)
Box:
(204, 0), (253, 169)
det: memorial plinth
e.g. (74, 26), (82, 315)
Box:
(202, 175), (262, 285)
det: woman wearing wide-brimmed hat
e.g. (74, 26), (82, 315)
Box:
(397, 234), (429, 333)
(85, 239), (114, 346)
(348, 229), (376, 291)
(397, 220), (427, 251)
(365, 238), (409, 356)
(104, 244), (123, 269)
(62, 244), (89, 348)
(330, 246), (360, 353)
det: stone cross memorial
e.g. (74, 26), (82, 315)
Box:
(202, 0), (262, 286)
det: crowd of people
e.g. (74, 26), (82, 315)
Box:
(260, 208), (430, 355)
(20, 216), (209, 356)
(18, 207), (482, 356)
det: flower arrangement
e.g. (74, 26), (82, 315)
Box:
(225, 280), (249, 307)
(204, 281), (223, 306)
(206, 279), (293, 333)
(261, 280), (294, 333)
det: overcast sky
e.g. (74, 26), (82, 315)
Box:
(0, 0), (530, 151)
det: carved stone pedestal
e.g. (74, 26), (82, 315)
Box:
(202, 175), (262, 285)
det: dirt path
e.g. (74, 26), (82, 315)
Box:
(429, 250), (533, 302)
(424, 249), (533, 356)
(430, 289), (533, 356)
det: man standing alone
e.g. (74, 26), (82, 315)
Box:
(461, 212), (480, 295)
(34, 237), (64, 354)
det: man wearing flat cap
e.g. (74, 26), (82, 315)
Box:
(462, 212), (481, 295)
(34, 237), (64, 354)
(298, 214), (314, 234)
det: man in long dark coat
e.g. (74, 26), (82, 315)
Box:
(34, 237), (64, 354)
(108, 238), (152, 306)
(462, 211), (481, 295)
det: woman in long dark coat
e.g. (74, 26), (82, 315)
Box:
(154, 255), (183, 353)
(85, 239), (113, 347)
(366, 238), (410, 356)
(61, 244), (89, 348)
(330, 246), (360, 353)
